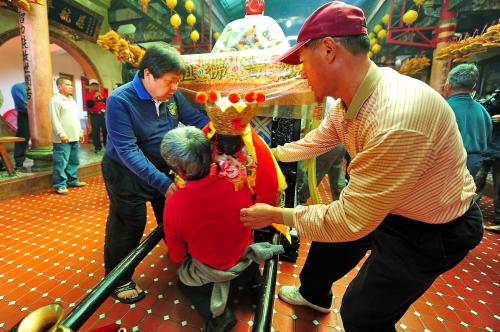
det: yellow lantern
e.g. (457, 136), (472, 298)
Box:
(371, 43), (382, 55)
(377, 29), (387, 39)
(368, 51), (373, 59)
(166, 0), (177, 10)
(413, 0), (425, 5)
(213, 31), (220, 40)
(373, 24), (382, 33)
(190, 29), (200, 43)
(170, 13), (181, 29)
(382, 14), (389, 25)
(369, 32), (375, 39)
(185, 0), (194, 12)
(187, 13), (196, 26)
(370, 38), (378, 46)
(402, 10), (418, 25)
(140, 0), (151, 12)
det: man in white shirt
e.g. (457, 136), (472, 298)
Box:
(49, 77), (86, 194)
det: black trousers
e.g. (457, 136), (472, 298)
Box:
(178, 262), (262, 320)
(299, 202), (483, 332)
(475, 158), (500, 223)
(102, 154), (166, 286)
(89, 113), (107, 151)
(14, 112), (30, 166)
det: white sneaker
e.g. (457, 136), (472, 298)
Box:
(278, 286), (331, 313)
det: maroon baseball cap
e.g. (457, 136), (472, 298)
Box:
(279, 1), (368, 65)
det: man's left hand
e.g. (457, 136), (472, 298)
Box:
(240, 203), (284, 229)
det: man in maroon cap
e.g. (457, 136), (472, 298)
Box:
(240, 1), (483, 330)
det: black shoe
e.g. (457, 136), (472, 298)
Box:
(204, 307), (236, 332)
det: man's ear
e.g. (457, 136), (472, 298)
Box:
(143, 68), (154, 82)
(443, 82), (451, 97)
(322, 37), (336, 63)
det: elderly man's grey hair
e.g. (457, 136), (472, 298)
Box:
(447, 63), (479, 91)
(160, 126), (212, 181)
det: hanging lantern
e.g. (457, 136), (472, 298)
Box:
(382, 14), (389, 25)
(368, 51), (373, 59)
(377, 29), (387, 39)
(170, 13), (181, 29)
(140, 0), (151, 12)
(402, 10), (418, 25)
(369, 32), (375, 39)
(187, 13), (196, 26)
(413, 0), (425, 5)
(190, 29), (200, 43)
(373, 24), (382, 33)
(213, 31), (220, 40)
(370, 38), (378, 46)
(166, 0), (177, 10)
(185, 0), (194, 12)
(371, 44), (382, 55)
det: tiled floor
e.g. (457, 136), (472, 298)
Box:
(0, 175), (499, 331)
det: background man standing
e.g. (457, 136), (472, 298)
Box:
(444, 63), (492, 177)
(49, 77), (86, 195)
(85, 79), (107, 153)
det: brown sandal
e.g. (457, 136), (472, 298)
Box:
(111, 280), (145, 304)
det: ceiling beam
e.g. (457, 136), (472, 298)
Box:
(117, 0), (176, 39)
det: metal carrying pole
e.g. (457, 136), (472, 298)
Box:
(61, 226), (164, 330)
(252, 232), (281, 332)
(9, 225), (283, 331)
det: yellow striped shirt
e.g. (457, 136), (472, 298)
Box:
(276, 62), (476, 242)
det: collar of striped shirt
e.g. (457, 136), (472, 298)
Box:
(345, 61), (382, 120)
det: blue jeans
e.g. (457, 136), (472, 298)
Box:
(52, 142), (80, 189)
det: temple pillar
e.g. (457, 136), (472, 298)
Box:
(18, 3), (53, 170)
(429, 0), (457, 95)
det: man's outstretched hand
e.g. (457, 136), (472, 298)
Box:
(240, 203), (284, 229)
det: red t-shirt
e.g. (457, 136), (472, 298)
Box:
(85, 90), (107, 113)
(163, 176), (254, 270)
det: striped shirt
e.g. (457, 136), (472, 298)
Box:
(277, 61), (475, 242)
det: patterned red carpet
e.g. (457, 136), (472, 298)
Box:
(0, 175), (498, 331)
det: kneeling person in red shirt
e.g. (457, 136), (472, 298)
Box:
(160, 126), (283, 331)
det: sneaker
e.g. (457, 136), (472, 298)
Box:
(278, 286), (330, 313)
(56, 187), (69, 195)
(485, 224), (500, 234)
(68, 181), (87, 187)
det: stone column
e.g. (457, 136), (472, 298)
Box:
(429, 0), (457, 94)
(18, 4), (53, 170)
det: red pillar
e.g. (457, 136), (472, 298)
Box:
(429, 0), (457, 94)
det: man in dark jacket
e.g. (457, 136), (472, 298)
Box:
(103, 45), (208, 304)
